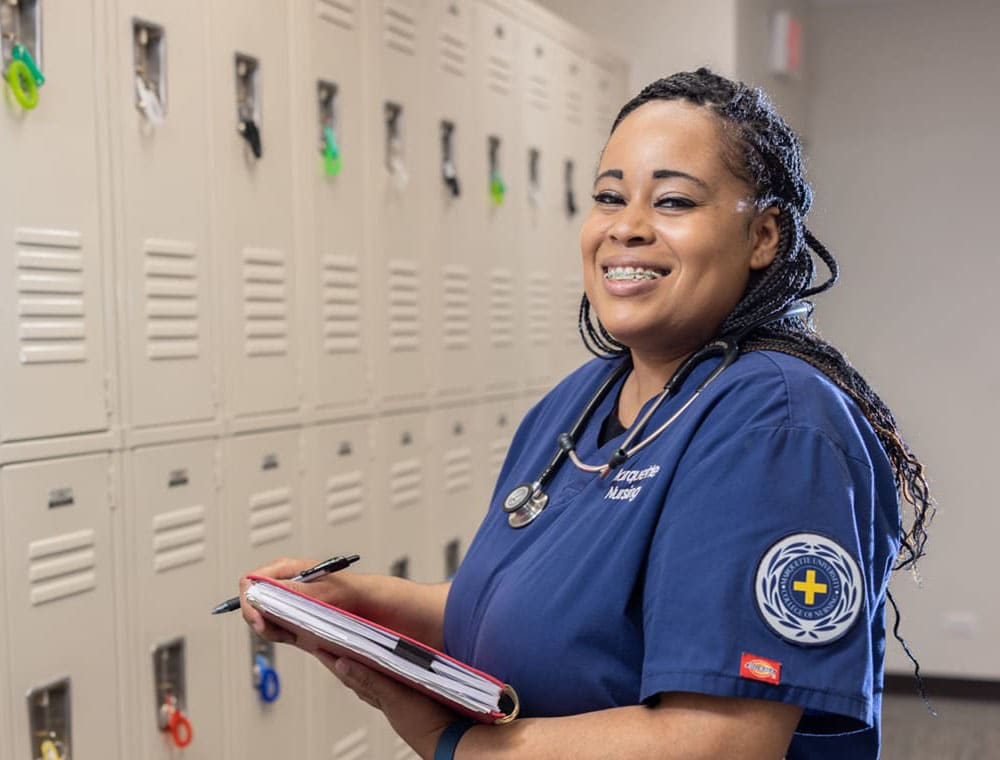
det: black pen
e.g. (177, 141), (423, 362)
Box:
(211, 554), (360, 615)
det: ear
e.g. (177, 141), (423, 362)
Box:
(748, 206), (781, 270)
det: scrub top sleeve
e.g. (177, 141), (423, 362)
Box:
(640, 424), (884, 733)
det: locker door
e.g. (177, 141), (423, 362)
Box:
(208, 1), (301, 420)
(0, 502), (10, 760)
(517, 23), (558, 393)
(475, 3), (522, 397)
(1, 453), (121, 760)
(427, 0), (480, 401)
(297, 0), (370, 416)
(113, 4), (218, 430)
(475, 397), (520, 544)
(221, 429), (307, 759)
(304, 420), (379, 759)
(552, 43), (591, 378)
(372, 411), (430, 581)
(371, 0), (431, 406)
(125, 440), (223, 759)
(430, 405), (477, 579)
(0, 1), (111, 441)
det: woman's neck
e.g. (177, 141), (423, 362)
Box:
(618, 350), (690, 427)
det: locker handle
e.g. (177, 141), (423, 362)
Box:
(239, 118), (262, 159)
(323, 126), (342, 177)
(135, 74), (165, 126)
(254, 654), (281, 703)
(488, 136), (506, 206)
(564, 159), (577, 217)
(440, 121), (460, 198)
(384, 102), (408, 190)
(160, 695), (194, 748)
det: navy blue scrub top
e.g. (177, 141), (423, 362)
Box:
(444, 351), (901, 759)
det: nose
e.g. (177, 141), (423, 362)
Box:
(608, 203), (654, 247)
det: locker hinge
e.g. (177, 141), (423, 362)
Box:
(107, 458), (117, 510)
(213, 446), (223, 494)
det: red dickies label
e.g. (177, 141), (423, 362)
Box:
(740, 653), (782, 685)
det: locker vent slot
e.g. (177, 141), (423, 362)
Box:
(439, 31), (467, 78)
(383, 1), (418, 57)
(152, 505), (207, 573)
(565, 86), (584, 126)
(394, 735), (419, 760)
(248, 487), (294, 546)
(387, 259), (420, 352)
(317, 0), (357, 30)
(143, 238), (201, 360)
(443, 447), (472, 493)
(487, 54), (512, 96)
(15, 227), (88, 365)
(28, 528), (97, 606)
(526, 277), (550, 346)
(564, 275), (581, 342)
(333, 726), (370, 760)
(441, 266), (471, 350)
(326, 471), (364, 524)
(242, 247), (289, 357)
(389, 458), (421, 509)
(489, 269), (514, 348)
(322, 255), (362, 354)
(490, 437), (510, 479)
(527, 73), (550, 112)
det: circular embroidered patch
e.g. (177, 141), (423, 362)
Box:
(755, 533), (864, 646)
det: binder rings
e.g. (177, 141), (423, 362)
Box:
(244, 576), (519, 724)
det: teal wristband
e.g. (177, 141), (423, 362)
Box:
(434, 719), (474, 760)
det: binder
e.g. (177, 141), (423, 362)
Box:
(244, 576), (520, 724)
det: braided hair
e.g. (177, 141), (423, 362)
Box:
(579, 68), (933, 572)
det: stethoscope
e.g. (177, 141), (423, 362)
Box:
(502, 303), (810, 528)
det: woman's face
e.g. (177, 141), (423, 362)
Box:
(580, 99), (779, 361)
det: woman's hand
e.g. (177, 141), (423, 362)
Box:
(316, 652), (456, 760)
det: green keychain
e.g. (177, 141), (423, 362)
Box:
(323, 126), (342, 177)
(6, 43), (45, 110)
(490, 170), (506, 206)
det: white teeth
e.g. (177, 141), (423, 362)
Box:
(604, 266), (665, 281)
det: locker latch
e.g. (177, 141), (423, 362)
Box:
(528, 148), (541, 208)
(390, 556), (410, 579)
(27, 677), (71, 760)
(154, 638), (193, 748)
(488, 135), (506, 206)
(444, 538), (461, 580)
(384, 101), (408, 190)
(235, 53), (262, 159)
(317, 79), (342, 177)
(564, 159), (577, 217)
(250, 632), (281, 703)
(440, 120), (460, 198)
(132, 19), (166, 127)
(1, 0), (44, 111)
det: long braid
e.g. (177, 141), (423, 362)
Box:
(579, 68), (934, 573)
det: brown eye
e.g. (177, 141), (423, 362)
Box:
(593, 191), (624, 205)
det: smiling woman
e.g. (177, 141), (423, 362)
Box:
(241, 69), (933, 760)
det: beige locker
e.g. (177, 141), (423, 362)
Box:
(0, 502), (10, 760)
(0, 0), (112, 442)
(474, 396), (522, 543)
(111, 4), (219, 431)
(426, 0), (481, 401)
(1, 452), (121, 760)
(369, 0), (432, 407)
(474, 1), (523, 397)
(303, 420), (380, 759)
(123, 440), (224, 759)
(221, 428), (307, 759)
(517, 21), (559, 393)
(372, 411), (430, 581)
(552, 42), (591, 379)
(429, 404), (478, 579)
(208, 1), (301, 421)
(292, 0), (371, 418)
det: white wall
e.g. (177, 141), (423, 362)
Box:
(807, 0), (1000, 679)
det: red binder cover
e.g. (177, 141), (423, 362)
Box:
(245, 575), (519, 725)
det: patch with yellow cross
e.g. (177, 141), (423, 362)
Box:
(754, 533), (863, 646)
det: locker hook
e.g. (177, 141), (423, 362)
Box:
(239, 118), (263, 159)
(254, 654), (281, 703)
(323, 126), (342, 177)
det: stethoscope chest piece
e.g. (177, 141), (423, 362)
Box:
(503, 482), (549, 528)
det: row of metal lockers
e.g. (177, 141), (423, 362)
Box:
(0, 0), (628, 450)
(1, 397), (535, 759)
(0, 0), (627, 757)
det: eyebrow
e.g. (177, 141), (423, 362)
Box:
(593, 168), (708, 189)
